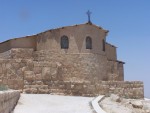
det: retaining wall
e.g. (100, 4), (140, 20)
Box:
(0, 48), (144, 99)
(0, 90), (20, 113)
(24, 81), (144, 99)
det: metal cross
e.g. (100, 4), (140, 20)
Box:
(86, 10), (92, 23)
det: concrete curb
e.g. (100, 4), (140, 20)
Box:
(91, 95), (106, 113)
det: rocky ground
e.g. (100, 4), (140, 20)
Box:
(99, 94), (150, 113)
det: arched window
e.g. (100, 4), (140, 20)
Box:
(86, 36), (92, 49)
(61, 35), (69, 49)
(102, 39), (105, 51)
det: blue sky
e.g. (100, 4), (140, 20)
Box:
(0, 0), (150, 98)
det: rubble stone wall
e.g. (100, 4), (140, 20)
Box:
(0, 50), (11, 59)
(33, 50), (108, 82)
(0, 90), (20, 113)
(0, 48), (144, 99)
(0, 48), (33, 59)
(23, 80), (144, 99)
(107, 60), (124, 81)
(0, 57), (33, 90)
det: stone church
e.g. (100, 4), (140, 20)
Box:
(0, 22), (144, 99)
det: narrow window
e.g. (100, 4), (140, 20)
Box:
(86, 36), (92, 49)
(102, 39), (105, 51)
(61, 35), (69, 49)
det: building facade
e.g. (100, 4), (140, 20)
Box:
(0, 23), (124, 82)
(0, 23), (144, 98)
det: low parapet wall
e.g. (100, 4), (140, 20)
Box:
(0, 90), (20, 113)
(24, 81), (144, 99)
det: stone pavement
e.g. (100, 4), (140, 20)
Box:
(13, 94), (94, 113)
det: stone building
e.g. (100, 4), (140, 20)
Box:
(0, 22), (144, 99)
(0, 22), (124, 82)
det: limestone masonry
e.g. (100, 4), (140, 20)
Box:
(0, 23), (144, 98)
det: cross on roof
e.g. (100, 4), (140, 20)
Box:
(86, 10), (92, 23)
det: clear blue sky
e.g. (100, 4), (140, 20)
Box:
(0, 0), (150, 98)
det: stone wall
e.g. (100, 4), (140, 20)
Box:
(0, 90), (20, 113)
(0, 50), (11, 59)
(106, 43), (117, 61)
(23, 81), (144, 99)
(33, 50), (124, 81)
(0, 58), (33, 90)
(0, 48), (143, 99)
(106, 60), (124, 81)
(0, 48), (33, 59)
(0, 40), (11, 53)
(33, 50), (108, 82)
(0, 48), (123, 83)
(10, 36), (36, 50)
(0, 36), (36, 53)
(0, 49), (108, 85)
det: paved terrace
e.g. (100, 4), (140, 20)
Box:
(13, 94), (94, 113)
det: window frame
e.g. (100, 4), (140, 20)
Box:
(61, 35), (69, 49)
(86, 36), (92, 49)
(102, 39), (105, 51)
